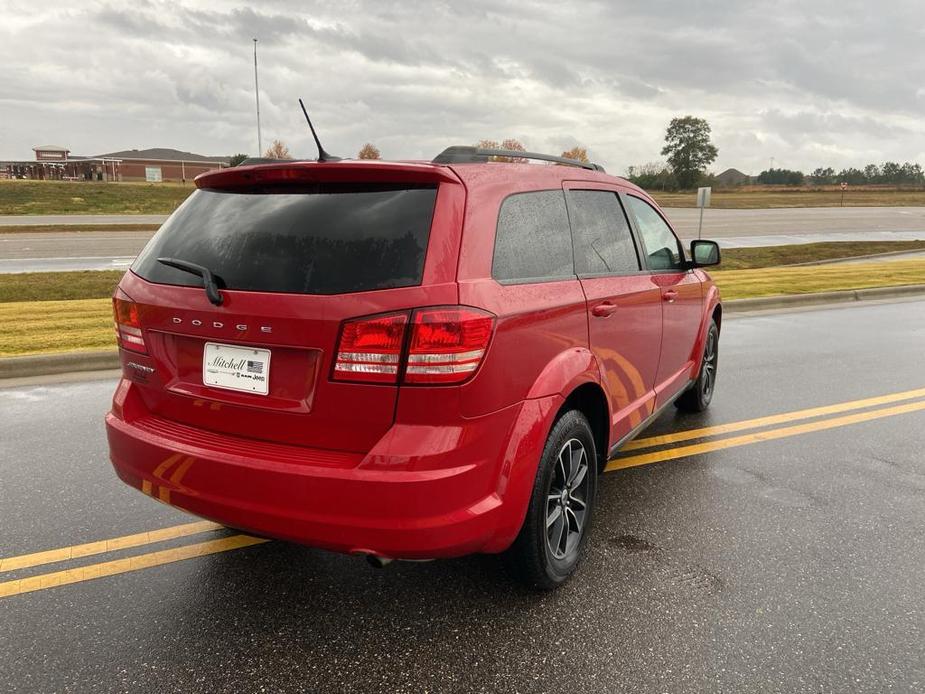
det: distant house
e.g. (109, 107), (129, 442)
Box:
(95, 148), (230, 182)
(715, 168), (751, 187)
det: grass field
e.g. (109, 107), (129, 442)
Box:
(715, 240), (925, 270)
(651, 188), (925, 209)
(711, 259), (925, 300)
(0, 180), (192, 215)
(0, 298), (114, 356)
(0, 270), (123, 303)
(2, 257), (924, 356)
(0, 224), (161, 234)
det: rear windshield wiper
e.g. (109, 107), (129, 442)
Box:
(156, 257), (224, 306)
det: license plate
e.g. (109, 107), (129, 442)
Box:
(203, 342), (271, 395)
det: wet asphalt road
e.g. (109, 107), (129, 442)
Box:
(2, 299), (924, 693)
(2, 207), (924, 272)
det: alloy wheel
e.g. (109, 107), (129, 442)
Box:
(701, 330), (718, 399)
(545, 438), (590, 560)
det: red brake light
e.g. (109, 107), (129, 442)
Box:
(405, 307), (494, 384)
(112, 289), (146, 353)
(333, 312), (409, 383)
(333, 307), (495, 386)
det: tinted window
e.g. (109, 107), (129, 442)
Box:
(625, 196), (684, 270)
(132, 184), (437, 295)
(492, 190), (573, 282)
(568, 190), (640, 275)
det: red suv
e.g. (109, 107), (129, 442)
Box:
(105, 146), (721, 589)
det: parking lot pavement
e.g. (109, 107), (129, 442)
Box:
(2, 298), (924, 693)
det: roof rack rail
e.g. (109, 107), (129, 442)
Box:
(432, 145), (605, 172)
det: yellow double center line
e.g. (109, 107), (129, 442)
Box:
(606, 386), (925, 471)
(0, 521), (268, 599)
(2, 386), (924, 599)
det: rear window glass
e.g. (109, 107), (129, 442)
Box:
(132, 184), (438, 295)
(492, 190), (574, 282)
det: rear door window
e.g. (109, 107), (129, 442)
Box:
(132, 184), (438, 295)
(492, 190), (574, 282)
(625, 195), (684, 271)
(568, 190), (640, 275)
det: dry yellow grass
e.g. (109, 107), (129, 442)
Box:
(711, 259), (925, 299)
(0, 298), (114, 357)
(1, 261), (924, 356)
(0, 179), (192, 215)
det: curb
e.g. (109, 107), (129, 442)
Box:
(0, 350), (119, 380)
(2, 284), (925, 379)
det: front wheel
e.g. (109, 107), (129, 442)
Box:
(676, 319), (719, 412)
(504, 410), (597, 591)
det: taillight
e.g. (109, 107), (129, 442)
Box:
(406, 307), (494, 384)
(333, 307), (495, 386)
(112, 289), (146, 353)
(333, 312), (408, 383)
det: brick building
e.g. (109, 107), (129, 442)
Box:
(96, 148), (230, 182)
(0, 146), (229, 182)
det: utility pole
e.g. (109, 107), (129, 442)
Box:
(253, 38), (262, 156)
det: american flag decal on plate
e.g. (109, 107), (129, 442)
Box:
(203, 343), (271, 395)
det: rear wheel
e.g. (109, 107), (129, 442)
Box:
(676, 319), (719, 412)
(505, 410), (597, 591)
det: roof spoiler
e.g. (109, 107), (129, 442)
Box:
(432, 145), (605, 172)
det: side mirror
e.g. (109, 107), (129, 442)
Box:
(690, 240), (720, 267)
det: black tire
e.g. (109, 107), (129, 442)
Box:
(504, 409), (597, 591)
(676, 319), (719, 412)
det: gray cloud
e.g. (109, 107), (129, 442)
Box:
(0, 0), (923, 174)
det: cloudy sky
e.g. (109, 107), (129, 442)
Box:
(1, 1), (923, 175)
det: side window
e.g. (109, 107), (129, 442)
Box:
(625, 195), (684, 270)
(492, 190), (574, 282)
(568, 190), (640, 275)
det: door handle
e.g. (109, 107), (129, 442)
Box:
(662, 290), (678, 303)
(591, 301), (619, 317)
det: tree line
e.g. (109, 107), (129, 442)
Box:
(758, 163), (925, 186)
(229, 122), (922, 191)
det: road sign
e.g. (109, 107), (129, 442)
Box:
(841, 182), (848, 190)
(697, 187), (712, 208)
(696, 187), (711, 239)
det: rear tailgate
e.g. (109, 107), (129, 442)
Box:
(118, 163), (464, 453)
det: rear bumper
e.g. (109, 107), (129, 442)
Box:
(105, 379), (560, 559)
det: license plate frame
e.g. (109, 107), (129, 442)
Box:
(202, 342), (271, 395)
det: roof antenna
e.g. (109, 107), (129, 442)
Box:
(299, 98), (341, 162)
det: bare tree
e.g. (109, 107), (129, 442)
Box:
(264, 140), (293, 159)
(357, 143), (381, 160)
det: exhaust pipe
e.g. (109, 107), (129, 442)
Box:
(365, 554), (393, 569)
